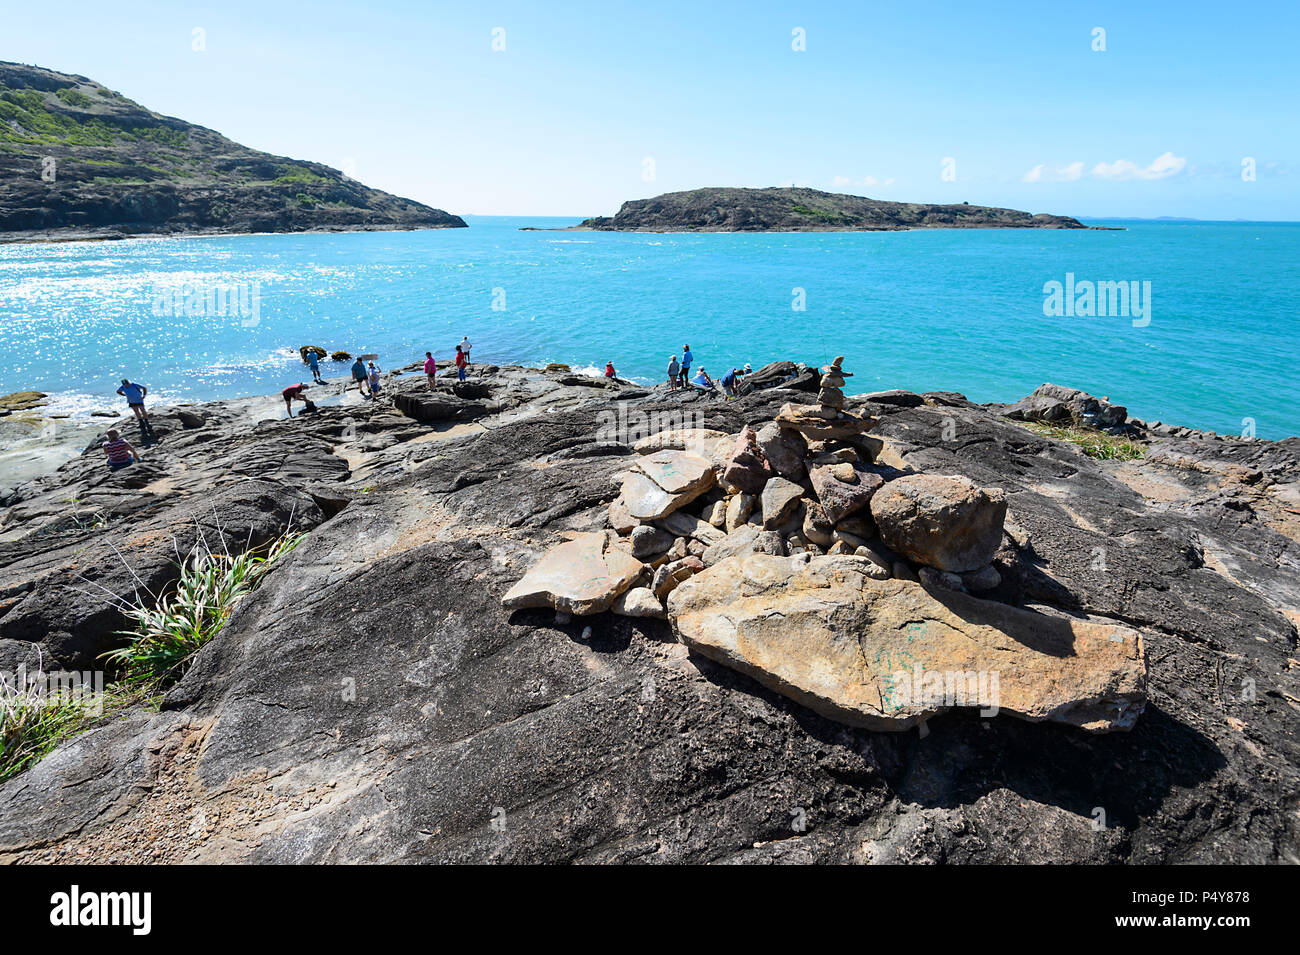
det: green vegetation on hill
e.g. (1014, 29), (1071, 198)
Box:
(0, 61), (466, 238)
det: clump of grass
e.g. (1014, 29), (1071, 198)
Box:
(1023, 421), (1147, 461)
(105, 531), (302, 688)
(0, 667), (154, 783)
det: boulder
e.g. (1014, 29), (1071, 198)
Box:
(502, 532), (644, 615)
(1002, 384), (1128, 430)
(802, 500), (835, 548)
(725, 492), (755, 532)
(721, 426), (771, 494)
(809, 462), (884, 524)
(701, 523), (762, 568)
(652, 556), (704, 600)
(608, 498), (637, 535)
(630, 525), (674, 558)
(656, 508), (726, 546)
(667, 553), (1147, 732)
(633, 428), (728, 455)
(756, 422), (807, 480)
(761, 477), (805, 529)
(961, 565), (1002, 592)
(611, 587), (667, 619)
(870, 474), (1007, 573)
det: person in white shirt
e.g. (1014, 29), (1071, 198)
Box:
(459, 337), (472, 366)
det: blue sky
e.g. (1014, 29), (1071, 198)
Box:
(3, 0), (1296, 218)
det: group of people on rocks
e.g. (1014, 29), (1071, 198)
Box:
(102, 335), (760, 472)
(665, 345), (752, 397)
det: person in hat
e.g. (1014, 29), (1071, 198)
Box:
(604, 360), (617, 379)
(367, 361), (382, 395)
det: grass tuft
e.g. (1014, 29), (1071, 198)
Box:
(105, 531), (302, 688)
(1023, 421), (1147, 461)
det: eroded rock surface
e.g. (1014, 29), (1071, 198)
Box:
(0, 370), (1296, 864)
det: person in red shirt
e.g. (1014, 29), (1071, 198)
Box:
(282, 383), (310, 417)
(604, 361), (617, 379)
(455, 346), (468, 381)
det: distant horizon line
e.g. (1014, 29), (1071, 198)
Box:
(456, 213), (1300, 225)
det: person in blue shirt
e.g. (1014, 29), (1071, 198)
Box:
(116, 379), (152, 429)
(721, 368), (739, 396)
(690, 367), (714, 390)
(351, 358), (370, 397)
(306, 349), (322, 383)
(679, 345), (693, 387)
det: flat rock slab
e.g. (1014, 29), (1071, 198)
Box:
(503, 532), (645, 615)
(668, 553), (1147, 733)
(635, 449), (715, 495)
(620, 466), (713, 521)
(633, 428), (728, 455)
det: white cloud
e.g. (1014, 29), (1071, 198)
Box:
(1022, 161), (1085, 183)
(831, 175), (852, 188)
(1090, 151), (1187, 181)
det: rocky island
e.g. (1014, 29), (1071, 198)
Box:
(0, 62), (465, 243)
(572, 186), (1092, 232)
(0, 362), (1296, 863)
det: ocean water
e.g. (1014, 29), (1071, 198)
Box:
(0, 216), (1296, 439)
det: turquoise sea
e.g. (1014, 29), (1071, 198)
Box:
(0, 216), (1296, 439)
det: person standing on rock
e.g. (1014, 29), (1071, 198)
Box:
(667, 354), (680, 390)
(351, 357), (370, 397)
(306, 349), (323, 384)
(455, 345), (468, 382)
(680, 345), (693, 387)
(424, 352), (437, 390)
(367, 361), (382, 396)
(721, 367), (739, 397)
(116, 378), (153, 431)
(459, 336), (472, 366)
(103, 428), (139, 470)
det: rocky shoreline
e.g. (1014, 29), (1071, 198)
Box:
(0, 358), (1297, 862)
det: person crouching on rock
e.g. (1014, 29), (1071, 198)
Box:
(424, 351), (437, 390)
(103, 428), (139, 470)
(667, 354), (680, 390)
(455, 345), (468, 382)
(351, 358), (370, 397)
(605, 360), (617, 379)
(282, 382), (311, 417)
(690, 367), (714, 390)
